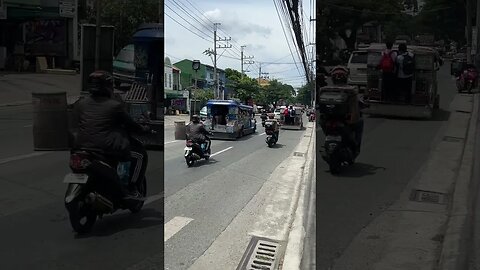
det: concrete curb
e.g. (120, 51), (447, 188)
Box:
(281, 125), (316, 270)
(438, 93), (479, 270)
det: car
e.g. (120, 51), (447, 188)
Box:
(112, 44), (136, 88)
(347, 50), (368, 90)
(273, 106), (285, 120)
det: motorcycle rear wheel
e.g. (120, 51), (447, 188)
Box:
(186, 155), (195, 167)
(68, 201), (97, 234)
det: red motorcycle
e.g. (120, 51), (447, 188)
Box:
(456, 65), (478, 93)
(309, 111), (315, 122)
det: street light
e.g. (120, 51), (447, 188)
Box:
(191, 60), (201, 120)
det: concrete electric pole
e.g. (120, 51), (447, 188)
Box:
(213, 22), (231, 99)
(258, 63), (269, 85)
(467, 0), (473, 63)
(94, 0), (101, 70)
(240, 45), (254, 78)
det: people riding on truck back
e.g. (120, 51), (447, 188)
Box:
(395, 43), (415, 103)
(379, 41), (397, 101)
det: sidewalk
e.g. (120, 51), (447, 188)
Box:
(164, 114), (190, 127)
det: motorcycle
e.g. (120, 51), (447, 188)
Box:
(260, 113), (268, 127)
(456, 67), (478, 93)
(321, 118), (358, 174)
(309, 111), (316, 122)
(264, 121), (278, 147)
(63, 133), (152, 234)
(184, 134), (212, 167)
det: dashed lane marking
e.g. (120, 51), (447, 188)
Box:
(210, 146), (233, 157)
(0, 152), (50, 165)
(164, 216), (194, 242)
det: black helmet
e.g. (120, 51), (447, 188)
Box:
(192, 115), (200, 123)
(88, 70), (113, 96)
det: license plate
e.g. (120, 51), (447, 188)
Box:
(184, 147), (192, 151)
(63, 173), (89, 184)
(326, 135), (342, 142)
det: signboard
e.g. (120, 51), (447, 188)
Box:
(59, 0), (76, 18)
(0, 0), (6, 20)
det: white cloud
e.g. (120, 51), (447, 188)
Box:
(165, 0), (313, 87)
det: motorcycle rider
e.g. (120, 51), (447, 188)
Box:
(264, 113), (280, 142)
(324, 66), (365, 155)
(186, 115), (211, 156)
(72, 70), (149, 206)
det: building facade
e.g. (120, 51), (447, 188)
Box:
(164, 56), (187, 114)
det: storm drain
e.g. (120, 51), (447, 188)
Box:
(237, 237), (282, 270)
(409, 189), (447, 204)
(443, 136), (464, 143)
(293, 152), (305, 157)
(455, 110), (471, 114)
(304, 134), (311, 137)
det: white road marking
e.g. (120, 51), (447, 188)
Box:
(23, 124), (32, 128)
(210, 146), (233, 157)
(144, 193), (163, 205)
(258, 132), (266, 136)
(164, 216), (194, 242)
(165, 140), (181, 145)
(0, 152), (50, 165)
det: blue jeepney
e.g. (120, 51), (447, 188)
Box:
(204, 100), (257, 139)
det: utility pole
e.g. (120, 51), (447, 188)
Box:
(467, 0), (473, 63)
(476, 0), (480, 66)
(240, 45), (254, 77)
(258, 63), (269, 85)
(159, 0), (164, 24)
(94, 0), (101, 70)
(213, 22), (231, 99)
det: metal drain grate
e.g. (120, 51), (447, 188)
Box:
(304, 134), (311, 137)
(455, 110), (471, 114)
(409, 190), (447, 204)
(237, 237), (282, 270)
(293, 152), (305, 157)
(443, 136), (464, 143)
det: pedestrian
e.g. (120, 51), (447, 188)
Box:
(395, 43), (415, 103)
(379, 41), (397, 101)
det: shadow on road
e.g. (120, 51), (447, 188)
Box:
(431, 109), (451, 121)
(74, 208), (163, 238)
(269, 143), (285, 149)
(325, 162), (386, 177)
(187, 158), (219, 168)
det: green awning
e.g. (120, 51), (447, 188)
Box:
(165, 89), (185, 99)
(7, 6), (60, 19)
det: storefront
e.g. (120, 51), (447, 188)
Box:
(0, 0), (74, 71)
(165, 89), (188, 115)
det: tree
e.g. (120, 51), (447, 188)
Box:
(194, 89), (214, 104)
(225, 68), (261, 103)
(296, 81), (314, 105)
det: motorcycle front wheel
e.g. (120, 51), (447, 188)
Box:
(185, 153), (195, 167)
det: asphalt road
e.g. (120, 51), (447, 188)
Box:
(0, 107), (163, 268)
(163, 118), (307, 269)
(316, 65), (457, 269)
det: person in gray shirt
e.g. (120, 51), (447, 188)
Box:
(395, 43), (415, 103)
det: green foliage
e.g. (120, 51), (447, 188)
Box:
(194, 88), (214, 103)
(296, 81), (314, 106)
(224, 68), (296, 106)
(80, 0), (159, 54)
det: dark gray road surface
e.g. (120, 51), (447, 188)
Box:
(163, 119), (306, 269)
(316, 65), (457, 269)
(0, 106), (163, 268)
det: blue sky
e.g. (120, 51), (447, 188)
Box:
(164, 0), (315, 88)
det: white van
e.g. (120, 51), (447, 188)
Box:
(347, 50), (368, 89)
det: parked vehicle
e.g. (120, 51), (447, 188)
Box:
(318, 85), (360, 174)
(347, 50), (368, 90)
(113, 44), (136, 88)
(451, 59), (478, 93)
(63, 135), (149, 233)
(200, 106), (207, 121)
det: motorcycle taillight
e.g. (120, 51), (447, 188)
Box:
(69, 153), (91, 170)
(186, 140), (193, 146)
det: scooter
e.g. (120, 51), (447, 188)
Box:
(184, 135), (212, 167)
(63, 134), (150, 234)
(456, 67), (478, 93)
(309, 111), (316, 122)
(321, 119), (358, 174)
(260, 113), (268, 127)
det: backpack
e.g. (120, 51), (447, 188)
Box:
(402, 53), (415, 75)
(379, 51), (395, 73)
